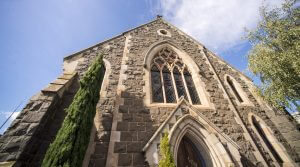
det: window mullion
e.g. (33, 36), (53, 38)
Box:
(160, 69), (167, 103)
(171, 69), (179, 102)
(181, 72), (192, 103)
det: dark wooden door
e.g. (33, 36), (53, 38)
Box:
(177, 137), (205, 167)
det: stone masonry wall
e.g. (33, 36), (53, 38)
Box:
(208, 53), (300, 165)
(2, 17), (298, 167)
(111, 18), (261, 166)
(65, 35), (126, 167)
(0, 73), (78, 167)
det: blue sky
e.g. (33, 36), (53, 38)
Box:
(0, 0), (284, 134)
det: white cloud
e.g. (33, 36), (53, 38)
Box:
(157, 0), (284, 52)
(1, 111), (20, 124)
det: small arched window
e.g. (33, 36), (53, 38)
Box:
(150, 47), (201, 105)
(226, 76), (244, 103)
(252, 116), (283, 165)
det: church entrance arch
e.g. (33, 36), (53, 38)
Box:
(169, 115), (234, 167)
(177, 135), (210, 167)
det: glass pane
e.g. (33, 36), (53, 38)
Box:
(173, 67), (188, 100)
(162, 66), (176, 103)
(184, 69), (201, 104)
(151, 65), (164, 103)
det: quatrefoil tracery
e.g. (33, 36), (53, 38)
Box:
(151, 47), (186, 73)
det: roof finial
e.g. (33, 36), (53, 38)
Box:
(156, 15), (163, 19)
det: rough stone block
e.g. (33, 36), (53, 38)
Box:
(127, 142), (142, 153)
(133, 153), (145, 166)
(22, 112), (45, 123)
(122, 113), (133, 121)
(120, 132), (133, 141)
(118, 153), (132, 166)
(51, 78), (69, 85)
(116, 121), (128, 131)
(119, 106), (128, 113)
(114, 142), (126, 153)
(42, 84), (64, 93)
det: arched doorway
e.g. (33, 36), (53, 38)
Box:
(177, 136), (206, 167)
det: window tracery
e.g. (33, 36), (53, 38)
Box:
(150, 47), (201, 105)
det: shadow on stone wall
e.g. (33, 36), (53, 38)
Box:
(13, 79), (79, 167)
(113, 91), (155, 167)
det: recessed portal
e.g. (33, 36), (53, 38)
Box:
(177, 136), (206, 167)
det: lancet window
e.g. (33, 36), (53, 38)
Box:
(226, 76), (244, 103)
(150, 47), (201, 104)
(252, 116), (283, 165)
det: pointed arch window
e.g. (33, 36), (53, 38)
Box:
(150, 47), (201, 105)
(226, 76), (244, 103)
(251, 116), (283, 165)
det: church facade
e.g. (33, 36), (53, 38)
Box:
(0, 16), (299, 167)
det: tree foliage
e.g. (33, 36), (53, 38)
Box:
(246, 0), (300, 111)
(42, 55), (105, 167)
(159, 132), (176, 167)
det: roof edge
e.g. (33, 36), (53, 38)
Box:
(64, 17), (160, 61)
(63, 16), (252, 81)
(160, 18), (252, 81)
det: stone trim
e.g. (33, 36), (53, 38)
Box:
(202, 50), (269, 166)
(42, 72), (77, 97)
(248, 113), (296, 167)
(169, 115), (236, 167)
(143, 99), (240, 166)
(157, 29), (171, 37)
(105, 33), (131, 167)
(82, 58), (111, 167)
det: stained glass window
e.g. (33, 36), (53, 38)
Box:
(162, 66), (176, 103)
(173, 67), (188, 100)
(226, 76), (243, 103)
(151, 65), (164, 103)
(150, 46), (201, 105)
(184, 69), (201, 104)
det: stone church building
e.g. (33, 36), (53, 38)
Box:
(0, 16), (299, 167)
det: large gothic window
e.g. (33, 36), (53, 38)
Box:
(150, 47), (201, 104)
